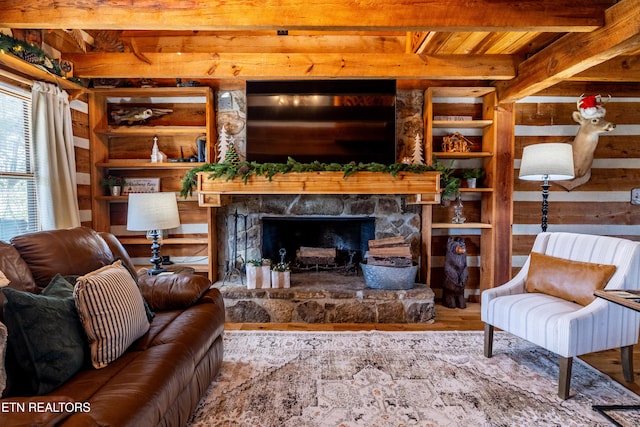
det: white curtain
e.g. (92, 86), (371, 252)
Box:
(32, 81), (80, 230)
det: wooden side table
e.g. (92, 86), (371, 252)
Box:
(592, 289), (640, 427)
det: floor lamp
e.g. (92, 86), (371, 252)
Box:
(519, 143), (575, 232)
(127, 192), (180, 275)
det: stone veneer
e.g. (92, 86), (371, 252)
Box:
(218, 272), (435, 324)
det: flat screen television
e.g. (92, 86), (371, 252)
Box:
(246, 80), (396, 164)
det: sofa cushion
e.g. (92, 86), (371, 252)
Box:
(526, 251), (617, 306)
(11, 227), (114, 289)
(0, 242), (38, 324)
(0, 242), (37, 294)
(74, 261), (150, 369)
(99, 232), (137, 276)
(139, 273), (211, 311)
(116, 258), (155, 321)
(1, 275), (86, 395)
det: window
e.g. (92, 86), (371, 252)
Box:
(0, 82), (39, 241)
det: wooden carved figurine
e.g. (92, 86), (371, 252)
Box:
(442, 236), (468, 309)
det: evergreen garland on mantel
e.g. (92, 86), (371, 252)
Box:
(0, 33), (84, 86)
(180, 157), (456, 198)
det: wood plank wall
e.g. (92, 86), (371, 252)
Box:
(71, 93), (92, 228)
(513, 93), (640, 277)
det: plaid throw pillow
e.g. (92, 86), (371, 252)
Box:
(74, 261), (150, 369)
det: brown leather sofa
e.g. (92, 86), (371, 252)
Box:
(0, 227), (225, 426)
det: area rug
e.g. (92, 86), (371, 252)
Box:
(188, 330), (640, 426)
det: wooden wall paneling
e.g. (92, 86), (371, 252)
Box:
(513, 95), (640, 275)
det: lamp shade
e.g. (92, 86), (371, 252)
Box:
(519, 143), (575, 181)
(127, 192), (180, 231)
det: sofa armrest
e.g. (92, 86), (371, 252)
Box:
(138, 273), (211, 311)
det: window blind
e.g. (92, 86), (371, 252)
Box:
(0, 82), (39, 241)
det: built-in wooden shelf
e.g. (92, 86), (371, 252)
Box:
(433, 151), (493, 159)
(92, 87), (212, 97)
(96, 126), (207, 136)
(424, 86), (498, 293)
(90, 87), (217, 281)
(95, 194), (199, 202)
(0, 51), (84, 92)
(96, 160), (205, 169)
(119, 237), (209, 245)
(432, 120), (493, 128)
(460, 187), (493, 193)
(431, 222), (493, 229)
(133, 263), (209, 273)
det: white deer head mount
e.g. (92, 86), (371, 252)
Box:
(556, 95), (615, 191)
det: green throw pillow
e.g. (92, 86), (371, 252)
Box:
(2, 274), (87, 395)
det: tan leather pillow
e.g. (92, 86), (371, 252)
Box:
(525, 252), (617, 306)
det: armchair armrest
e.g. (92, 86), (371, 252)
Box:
(138, 273), (211, 311)
(481, 269), (528, 305)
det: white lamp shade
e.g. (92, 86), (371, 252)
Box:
(127, 192), (180, 231)
(519, 143), (575, 181)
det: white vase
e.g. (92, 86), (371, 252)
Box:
(110, 185), (122, 196)
(271, 271), (290, 289)
(465, 178), (477, 188)
(246, 264), (271, 289)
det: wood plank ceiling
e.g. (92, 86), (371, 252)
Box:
(1, 0), (639, 102)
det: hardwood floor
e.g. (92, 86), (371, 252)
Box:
(226, 302), (640, 396)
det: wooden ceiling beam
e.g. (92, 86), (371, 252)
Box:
(496, 0), (640, 102)
(64, 52), (516, 80)
(119, 34), (407, 54)
(1, 0), (611, 32)
(569, 56), (640, 82)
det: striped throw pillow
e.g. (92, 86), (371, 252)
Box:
(74, 261), (150, 369)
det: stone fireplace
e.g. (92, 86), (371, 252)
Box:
(215, 194), (435, 323)
(218, 194), (423, 269)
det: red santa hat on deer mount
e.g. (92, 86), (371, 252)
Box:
(578, 94), (607, 119)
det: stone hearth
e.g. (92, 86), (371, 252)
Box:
(216, 193), (433, 323)
(217, 272), (435, 323)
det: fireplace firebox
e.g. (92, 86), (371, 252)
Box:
(262, 216), (375, 267)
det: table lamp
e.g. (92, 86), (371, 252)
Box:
(127, 192), (180, 275)
(519, 143), (574, 232)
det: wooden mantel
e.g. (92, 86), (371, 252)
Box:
(196, 171), (441, 207)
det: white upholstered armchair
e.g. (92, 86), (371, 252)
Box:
(482, 232), (640, 399)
